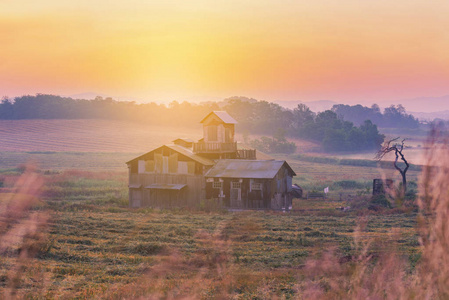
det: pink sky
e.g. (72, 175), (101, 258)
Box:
(1, 0), (448, 108)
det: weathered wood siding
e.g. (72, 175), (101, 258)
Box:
(129, 173), (205, 208)
(269, 167), (293, 210)
(205, 164), (294, 210)
(202, 114), (235, 144)
(205, 178), (279, 209)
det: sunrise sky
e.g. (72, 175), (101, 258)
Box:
(1, 0), (448, 106)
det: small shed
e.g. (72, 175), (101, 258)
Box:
(205, 159), (296, 210)
(373, 179), (394, 195)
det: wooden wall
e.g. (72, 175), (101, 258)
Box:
(205, 165), (294, 210)
(129, 173), (205, 208)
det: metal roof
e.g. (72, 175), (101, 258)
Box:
(205, 159), (296, 179)
(126, 144), (214, 166)
(145, 183), (187, 190)
(200, 111), (238, 124)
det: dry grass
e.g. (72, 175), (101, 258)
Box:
(3, 129), (449, 298)
(0, 165), (48, 299)
(290, 128), (449, 299)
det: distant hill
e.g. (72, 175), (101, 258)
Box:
(409, 110), (449, 122)
(382, 95), (449, 114)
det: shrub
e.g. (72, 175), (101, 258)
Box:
(370, 194), (392, 208)
(333, 180), (367, 189)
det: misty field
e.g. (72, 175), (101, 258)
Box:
(0, 119), (202, 153)
(0, 119), (443, 298)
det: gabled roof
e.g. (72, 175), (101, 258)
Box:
(205, 159), (296, 179)
(126, 144), (214, 166)
(167, 144), (214, 165)
(172, 138), (194, 143)
(200, 111), (238, 124)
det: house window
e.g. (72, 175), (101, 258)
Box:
(213, 181), (223, 189)
(251, 182), (262, 190)
(231, 182), (241, 189)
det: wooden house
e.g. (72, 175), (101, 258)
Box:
(127, 144), (214, 208)
(127, 111), (296, 210)
(205, 159), (296, 210)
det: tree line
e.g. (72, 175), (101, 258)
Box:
(331, 104), (419, 129)
(1, 94), (414, 152)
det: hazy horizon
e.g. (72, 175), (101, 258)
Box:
(2, 0), (448, 111)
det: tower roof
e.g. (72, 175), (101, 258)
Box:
(200, 111), (237, 124)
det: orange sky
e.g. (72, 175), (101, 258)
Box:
(1, 0), (448, 104)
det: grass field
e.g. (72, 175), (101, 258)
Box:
(0, 168), (420, 298)
(0, 157), (421, 298)
(0, 119), (438, 298)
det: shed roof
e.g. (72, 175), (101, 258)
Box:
(145, 183), (187, 190)
(205, 159), (296, 179)
(200, 111), (238, 124)
(128, 184), (142, 188)
(126, 144), (214, 166)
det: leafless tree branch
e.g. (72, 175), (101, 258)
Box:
(375, 137), (410, 195)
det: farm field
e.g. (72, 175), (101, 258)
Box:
(0, 119), (202, 153)
(0, 161), (421, 298)
(0, 118), (426, 175)
(0, 169), (419, 298)
(0, 119), (430, 297)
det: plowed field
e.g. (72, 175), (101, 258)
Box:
(0, 119), (201, 152)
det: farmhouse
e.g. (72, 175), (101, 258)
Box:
(127, 111), (296, 210)
(205, 159), (296, 209)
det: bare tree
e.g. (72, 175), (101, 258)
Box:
(375, 137), (410, 195)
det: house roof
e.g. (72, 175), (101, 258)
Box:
(172, 138), (194, 143)
(205, 159), (296, 179)
(200, 111), (238, 124)
(126, 144), (215, 166)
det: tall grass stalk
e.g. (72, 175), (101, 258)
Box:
(415, 129), (449, 299)
(296, 129), (449, 299)
(0, 165), (48, 298)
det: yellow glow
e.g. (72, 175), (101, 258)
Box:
(1, 0), (448, 103)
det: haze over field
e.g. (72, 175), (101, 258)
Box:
(1, 0), (448, 110)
